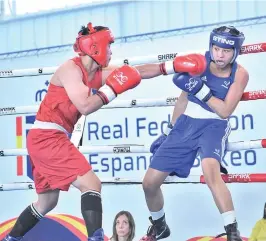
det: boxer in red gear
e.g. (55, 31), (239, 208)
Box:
(2, 22), (206, 241)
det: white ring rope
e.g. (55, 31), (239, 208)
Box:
(0, 90), (266, 116)
(0, 139), (265, 157)
(1, 173), (266, 191)
(0, 42), (265, 78)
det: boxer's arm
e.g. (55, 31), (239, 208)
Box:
(206, 65), (249, 119)
(61, 62), (142, 113)
(59, 61), (104, 115)
(134, 64), (162, 78)
(101, 53), (206, 83)
(170, 91), (188, 125)
(101, 64), (161, 84)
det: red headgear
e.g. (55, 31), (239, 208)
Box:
(73, 22), (114, 67)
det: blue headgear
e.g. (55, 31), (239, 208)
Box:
(209, 26), (245, 63)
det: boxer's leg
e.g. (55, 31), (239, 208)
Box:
(142, 115), (198, 240)
(3, 189), (59, 241)
(199, 120), (242, 241)
(72, 169), (103, 239)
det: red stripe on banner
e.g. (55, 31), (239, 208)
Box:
(16, 116), (22, 136)
(17, 156), (23, 176)
(261, 139), (266, 148)
(16, 116), (23, 176)
(240, 43), (266, 55)
(241, 90), (266, 101)
(200, 173), (266, 183)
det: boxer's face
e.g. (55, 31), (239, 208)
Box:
(105, 43), (112, 67)
(115, 214), (131, 238)
(212, 45), (234, 68)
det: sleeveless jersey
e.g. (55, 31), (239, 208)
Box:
(187, 51), (238, 113)
(35, 57), (102, 133)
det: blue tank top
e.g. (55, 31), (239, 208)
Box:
(187, 51), (238, 113)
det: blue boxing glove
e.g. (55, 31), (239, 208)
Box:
(173, 73), (212, 102)
(150, 123), (173, 155)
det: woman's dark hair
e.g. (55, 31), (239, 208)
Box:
(111, 211), (135, 241)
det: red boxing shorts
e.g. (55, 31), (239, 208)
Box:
(26, 129), (91, 194)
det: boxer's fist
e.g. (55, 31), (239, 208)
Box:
(160, 54), (207, 76)
(186, 54), (207, 76)
(173, 73), (212, 102)
(97, 65), (141, 104)
(106, 66), (141, 94)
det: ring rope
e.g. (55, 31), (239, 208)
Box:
(0, 173), (265, 191)
(0, 90), (265, 116)
(0, 42), (265, 78)
(0, 139), (265, 156)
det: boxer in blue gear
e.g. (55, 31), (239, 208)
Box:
(142, 26), (249, 241)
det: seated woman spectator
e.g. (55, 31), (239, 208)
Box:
(111, 211), (136, 241)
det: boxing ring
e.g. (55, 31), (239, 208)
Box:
(0, 42), (266, 192)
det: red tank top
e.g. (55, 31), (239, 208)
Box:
(36, 57), (102, 133)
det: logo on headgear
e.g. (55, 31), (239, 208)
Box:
(213, 36), (235, 45)
(0, 214), (109, 241)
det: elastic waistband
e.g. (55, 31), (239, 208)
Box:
(184, 101), (225, 120)
(32, 120), (70, 136)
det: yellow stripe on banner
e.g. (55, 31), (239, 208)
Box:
(49, 214), (87, 235)
(198, 238), (213, 241)
(0, 220), (16, 234)
(16, 136), (23, 148)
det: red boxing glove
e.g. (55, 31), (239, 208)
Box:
(186, 53), (207, 76)
(97, 65), (141, 104)
(160, 53), (207, 76)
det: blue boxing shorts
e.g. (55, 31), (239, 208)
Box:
(150, 114), (231, 178)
